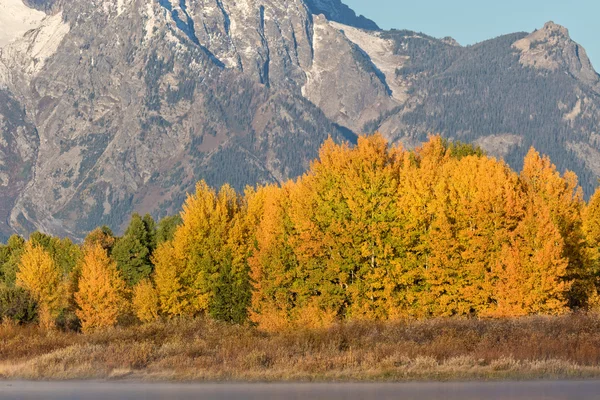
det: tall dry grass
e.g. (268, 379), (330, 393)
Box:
(2, 314), (600, 381)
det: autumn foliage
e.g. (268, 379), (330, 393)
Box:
(4, 134), (600, 332)
(246, 135), (589, 329)
(75, 244), (127, 333)
(132, 279), (160, 323)
(154, 182), (251, 323)
(16, 242), (65, 328)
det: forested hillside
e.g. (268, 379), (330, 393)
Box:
(374, 26), (600, 194)
(3, 135), (600, 332)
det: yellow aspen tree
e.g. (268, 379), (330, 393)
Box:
(520, 148), (586, 306)
(132, 279), (160, 323)
(582, 187), (600, 307)
(584, 188), (600, 254)
(421, 174), (463, 317)
(154, 181), (251, 321)
(285, 134), (406, 323)
(488, 202), (571, 316)
(153, 241), (189, 317)
(75, 244), (127, 333)
(422, 155), (522, 316)
(155, 182), (220, 317)
(392, 136), (454, 318)
(337, 134), (403, 320)
(16, 242), (64, 328)
(288, 138), (360, 323)
(248, 183), (299, 331)
(451, 158), (523, 316)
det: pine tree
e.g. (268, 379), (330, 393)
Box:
(0, 284), (37, 324)
(156, 215), (182, 244)
(112, 213), (155, 286)
(75, 244), (127, 333)
(209, 250), (244, 323)
(143, 213), (157, 251)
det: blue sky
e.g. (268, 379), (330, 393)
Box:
(344, 0), (599, 72)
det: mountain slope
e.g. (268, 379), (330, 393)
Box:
(0, 0), (599, 240)
(0, 0), (354, 239)
(317, 20), (600, 192)
(369, 23), (600, 191)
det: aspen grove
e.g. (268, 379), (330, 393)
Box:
(1, 134), (600, 332)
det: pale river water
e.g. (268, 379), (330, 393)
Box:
(1, 381), (600, 399)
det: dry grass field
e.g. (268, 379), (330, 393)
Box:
(2, 314), (600, 381)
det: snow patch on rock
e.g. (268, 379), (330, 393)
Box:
(144, 1), (157, 42)
(0, 0), (46, 48)
(2, 12), (70, 76)
(329, 21), (408, 102)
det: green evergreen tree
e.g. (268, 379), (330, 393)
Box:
(209, 249), (251, 324)
(112, 214), (156, 286)
(143, 213), (157, 251)
(156, 215), (183, 244)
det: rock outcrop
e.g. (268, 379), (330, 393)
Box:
(513, 21), (599, 89)
(304, 0), (379, 30)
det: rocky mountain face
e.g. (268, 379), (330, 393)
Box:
(0, 0), (599, 240)
(304, 0), (379, 30)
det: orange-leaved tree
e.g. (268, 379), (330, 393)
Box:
(422, 154), (522, 317)
(520, 148), (586, 307)
(248, 183), (299, 331)
(582, 187), (600, 307)
(489, 201), (571, 316)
